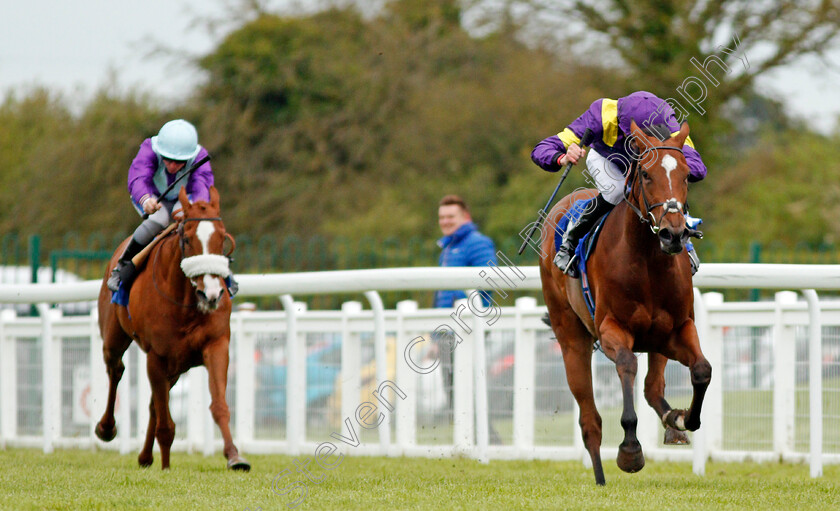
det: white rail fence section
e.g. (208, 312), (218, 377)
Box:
(0, 264), (839, 479)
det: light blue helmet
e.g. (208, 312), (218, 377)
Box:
(151, 119), (201, 161)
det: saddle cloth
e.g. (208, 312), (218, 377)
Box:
(553, 198), (610, 320)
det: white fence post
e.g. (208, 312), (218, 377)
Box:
(281, 295), (305, 454)
(452, 298), (474, 455)
(773, 291), (798, 458)
(235, 309), (255, 446)
(395, 300), (418, 454)
(340, 301), (363, 442)
(691, 288), (710, 475)
(803, 290), (823, 478)
(136, 349), (150, 450)
(39, 304), (61, 454)
(470, 292), (489, 464)
(364, 291), (390, 454)
(89, 309), (107, 447)
(187, 365), (205, 453)
(513, 297), (536, 453)
(0, 309), (18, 447)
(701, 292), (724, 459)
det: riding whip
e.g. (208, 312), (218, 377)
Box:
(518, 128), (594, 255)
(142, 154), (211, 219)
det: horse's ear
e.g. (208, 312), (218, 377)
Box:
(209, 186), (220, 210)
(178, 186), (190, 211)
(629, 119), (656, 153)
(672, 121), (690, 147)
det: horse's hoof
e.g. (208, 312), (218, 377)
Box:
(664, 409), (687, 431)
(227, 456), (251, 471)
(616, 441), (645, 473)
(664, 427), (690, 445)
(95, 423), (117, 442)
(138, 454), (154, 468)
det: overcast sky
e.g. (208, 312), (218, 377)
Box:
(2, 0), (839, 133)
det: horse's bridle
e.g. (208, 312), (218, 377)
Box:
(177, 216), (221, 256)
(149, 216), (235, 308)
(624, 146), (688, 234)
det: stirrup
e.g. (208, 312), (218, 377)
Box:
(553, 249), (579, 278)
(563, 253), (580, 278)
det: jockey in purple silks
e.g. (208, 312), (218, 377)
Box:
(531, 91), (708, 275)
(107, 119), (236, 294)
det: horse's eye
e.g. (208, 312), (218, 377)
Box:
(641, 170), (650, 180)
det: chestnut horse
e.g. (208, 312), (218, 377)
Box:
(539, 120), (711, 485)
(95, 186), (249, 470)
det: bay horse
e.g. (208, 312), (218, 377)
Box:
(95, 186), (249, 471)
(539, 120), (711, 485)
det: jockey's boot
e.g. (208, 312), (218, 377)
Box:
(227, 273), (240, 297)
(687, 241), (700, 275)
(554, 194), (614, 276)
(107, 238), (145, 292)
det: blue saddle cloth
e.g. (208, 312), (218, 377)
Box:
(111, 282), (130, 306)
(554, 198), (609, 320)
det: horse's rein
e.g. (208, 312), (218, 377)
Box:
(624, 146), (687, 234)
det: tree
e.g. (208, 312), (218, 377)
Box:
(477, 1), (840, 139)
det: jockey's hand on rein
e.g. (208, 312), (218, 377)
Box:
(559, 143), (586, 166)
(142, 197), (162, 215)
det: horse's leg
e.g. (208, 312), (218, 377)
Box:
(137, 375), (180, 467)
(95, 322), (132, 442)
(562, 341), (605, 485)
(146, 353), (176, 469)
(644, 353), (690, 445)
(203, 339), (250, 470)
(663, 321), (712, 432)
(138, 396), (156, 467)
(600, 319), (645, 473)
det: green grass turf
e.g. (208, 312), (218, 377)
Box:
(0, 448), (838, 510)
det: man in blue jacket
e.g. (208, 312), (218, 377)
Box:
(433, 195), (500, 443)
(434, 195), (497, 308)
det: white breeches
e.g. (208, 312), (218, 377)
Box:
(584, 150), (627, 205)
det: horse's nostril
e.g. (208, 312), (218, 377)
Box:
(658, 229), (673, 242)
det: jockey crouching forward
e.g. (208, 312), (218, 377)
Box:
(107, 119), (238, 295)
(531, 91), (708, 275)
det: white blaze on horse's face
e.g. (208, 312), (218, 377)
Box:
(195, 221), (224, 306)
(661, 154), (677, 192)
(180, 218), (230, 313)
(196, 221), (216, 255)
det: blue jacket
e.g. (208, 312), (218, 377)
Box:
(434, 222), (497, 308)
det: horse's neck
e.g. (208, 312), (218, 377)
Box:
(153, 234), (194, 302)
(614, 201), (678, 266)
